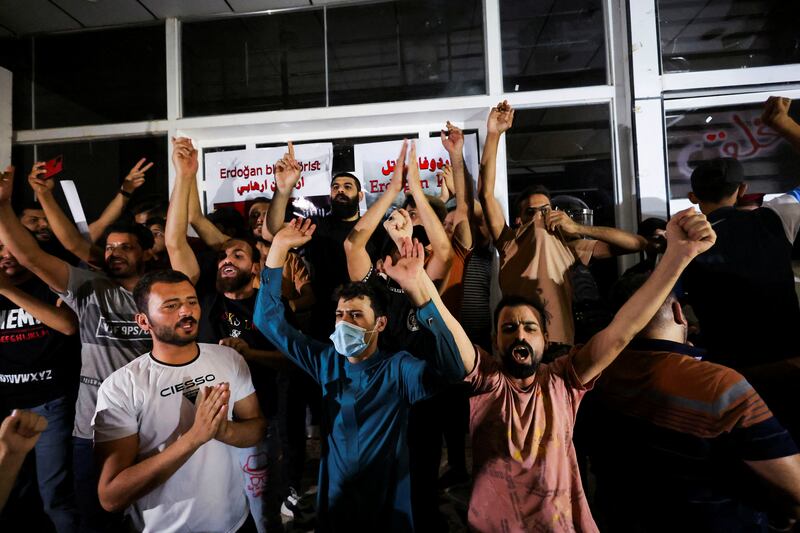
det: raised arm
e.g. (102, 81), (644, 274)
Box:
(545, 211), (647, 259)
(255, 219), (328, 381)
(0, 167), (70, 293)
(762, 96), (800, 154)
(266, 142), (300, 237)
(95, 384), (229, 513)
(344, 140), (407, 281)
(88, 158), (151, 243)
(28, 163), (99, 263)
(441, 122), (473, 249)
(165, 138), (201, 284)
(384, 238), (473, 377)
(479, 101), (515, 241)
(406, 141), (453, 283)
(572, 208), (716, 384)
(0, 271), (77, 335)
(187, 167), (231, 251)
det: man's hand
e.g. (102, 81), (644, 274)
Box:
(272, 218), (316, 250)
(440, 121), (464, 154)
(384, 208), (414, 246)
(762, 96), (794, 134)
(219, 337), (249, 355)
(664, 208), (716, 260)
(487, 100), (515, 135)
(121, 158), (153, 194)
(406, 141), (423, 193)
(0, 166), (15, 204)
(387, 140), (408, 195)
(0, 410), (47, 458)
(171, 137), (198, 177)
(383, 237), (425, 292)
(438, 163), (454, 203)
(274, 142), (302, 194)
(27, 162), (55, 196)
(185, 383), (229, 448)
(545, 209), (582, 237)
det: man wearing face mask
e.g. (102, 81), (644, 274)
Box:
(255, 219), (467, 531)
(266, 143), (385, 340)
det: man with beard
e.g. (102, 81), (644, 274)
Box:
(166, 137), (308, 530)
(0, 164), (154, 530)
(0, 239), (80, 532)
(92, 269), (265, 532)
(266, 143), (384, 340)
(448, 208), (717, 531)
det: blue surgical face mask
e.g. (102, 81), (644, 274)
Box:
(329, 321), (377, 358)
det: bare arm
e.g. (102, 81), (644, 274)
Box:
(266, 142), (300, 236)
(479, 102), (515, 242)
(88, 158), (151, 243)
(441, 123), (473, 249)
(344, 140), (407, 281)
(545, 210), (647, 259)
(214, 392), (266, 448)
(187, 171), (231, 251)
(0, 167), (71, 293)
(96, 384), (229, 513)
(572, 209), (716, 384)
(0, 410), (47, 512)
(762, 96), (800, 154)
(0, 278), (77, 335)
(165, 138), (201, 284)
(406, 142), (452, 283)
(745, 454), (800, 520)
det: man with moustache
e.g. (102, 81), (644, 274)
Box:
(0, 164), (154, 530)
(0, 239), (80, 532)
(441, 208), (717, 531)
(92, 269), (265, 533)
(266, 143), (384, 339)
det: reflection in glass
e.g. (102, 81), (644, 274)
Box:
(505, 105), (614, 227)
(34, 25), (166, 128)
(666, 102), (800, 198)
(183, 11), (326, 116)
(500, 0), (606, 91)
(326, 0), (485, 106)
(658, 0), (800, 73)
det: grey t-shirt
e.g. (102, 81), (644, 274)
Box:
(57, 265), (152, 438)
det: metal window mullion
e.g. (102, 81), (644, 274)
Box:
(484, 0), (504, 97)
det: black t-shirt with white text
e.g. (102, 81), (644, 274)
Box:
(0, 277), (80, 411)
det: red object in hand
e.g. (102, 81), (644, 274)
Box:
(43, 156), (63, 179)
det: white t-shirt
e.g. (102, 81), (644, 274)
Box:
(93, 343), (256, 533)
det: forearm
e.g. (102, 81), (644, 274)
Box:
(477, 133), (506, 240)
(165, 174), (200, 283)
(0, 450), (26, 511)
(0, 287), (76, 335)
(410, 185), (452, 261)
(217, 417), (266, 448)
(101, 436), (198, 512)
(776, 121), (800, 154)
(266, 191), (290, 236)
(578, 225), (647, 254)
(188, 177), (230, 251)
(348, 185), (399, 248)
(89, 192), (128, 243)
(37, 192), (92, 260)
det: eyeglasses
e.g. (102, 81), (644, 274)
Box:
(523, 205), (551, 217)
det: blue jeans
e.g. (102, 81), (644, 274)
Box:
(30, 395), (79, 533)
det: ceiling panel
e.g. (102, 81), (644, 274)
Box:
(227, 0), (311, 13)
(51, 0), (155, 27)
(0, 26), (14, 38)
(0, 0), (82, 35)
(139, 0), (231, 19)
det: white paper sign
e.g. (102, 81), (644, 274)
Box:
(202, 143), (333, 212)
(59, 180), (91, 238)
(353, 134), (480, 207)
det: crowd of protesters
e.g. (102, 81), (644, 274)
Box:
(1, 96), (800, 533)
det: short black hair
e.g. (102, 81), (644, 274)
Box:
(332, 172), (361, 192)
(208, 207), (247, 239)
(14, 200), (45, 218)
(493, 294), (549, 335)
(103, 220), (155, 251)
(690, 158), (744, 203)
(133, 269), (194, 315)
(333, 282), (387, 318)
(637, 217), (667, 238)
(218, 237), (261, 265)
(403, 194), (448, 223)
(248, 197), (271, 208)
(131, 198), (169, 218)
(516, 185), (551, 213)
(145, 216), (166, 229)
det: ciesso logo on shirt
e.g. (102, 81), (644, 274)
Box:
(160, 374), (216, 401)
